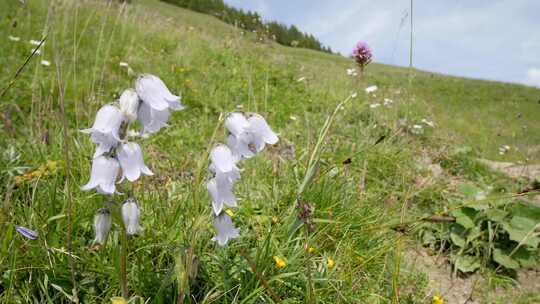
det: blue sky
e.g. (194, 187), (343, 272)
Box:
(224, 0), (540, 88)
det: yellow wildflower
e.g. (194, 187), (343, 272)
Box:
(110, 297), (127, 304)
(15, 176), (24, 186)
(432, 295), (444, 304)
(326, 257), (335, 269)
(273, 256), (287, 269)
(225, 209), (235, 217)
(307, 247), (316, 254)
(271, 216), (278, 224)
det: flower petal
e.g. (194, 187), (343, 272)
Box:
(224, 112), (250, 136)
(210, 144), (235, 173)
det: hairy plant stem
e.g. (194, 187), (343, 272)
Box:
(120, 220), (129, 299)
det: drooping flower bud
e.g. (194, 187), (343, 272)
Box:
(93, 208), (112, 245)
(81, 156), (120, 194)
(15, 225), (38, 240)
(119, 88), (140, 123)
(212, 212), (239, 246)
(122, 197), (142, 235)
(117, 142), (153, 182)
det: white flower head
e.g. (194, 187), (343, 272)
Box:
(365, 85), (378, 94)
(383, 98), (393, 106)
(122, 197), (143, 235)
(40, 60), (51, 67)
(8, 36), (20, 42)
(117, 142), (153, 182)
(119, 88), (140, 123)
(137, 102), (170, 135)
(224, 112), (250, 137)
(81, 104), (125, 158)
(212, 212), (240, 246)
(136, 74), (184, 111)
(207, 176), (237, 215)
(81, 156), (120, 194)
(30, 39), (42, 46)
(369, 103), (381, 109)
(247, 112), (279, 146)
(210, 144), (236, 173)
(93, 208), (112, 245)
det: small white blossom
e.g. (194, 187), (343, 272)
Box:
(122, 197), (143, 235)
(136, 74), (184, 111)
(225, 112), (279, 160)
(81, 156), (120, 194)
(117, 142), (153, 182)
(29, 39), (41, 45)
(346, 68), (358, 76)
(8, 36), (20, 42)
(40, 60), (50, 67)
(119, 62), (129, 67)
(119, 88), (140, 123)
(93, 208), (112, 245)
(383, 98), (393, 107)
(224, 112), (250, 137)
(369, 103), (381, 109)
(351, 92), (358, 98)
(81, 104), (125, 158)
(212, 212), (240, 246)
(365, 85), (378, 94)
(137, 102), (170, 134)
(207, 176), (237, 215)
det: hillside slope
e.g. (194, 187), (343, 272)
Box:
(0, 0), (539, 303)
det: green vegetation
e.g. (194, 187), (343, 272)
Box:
(161, 0), (333, 53)
(0, 0), (539, 303)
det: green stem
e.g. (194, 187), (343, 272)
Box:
(120, 222), (128, 299)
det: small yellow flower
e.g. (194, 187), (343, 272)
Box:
(15, 176), (24, 185)
(271, 216), (278, 224)
(326, 257), (335, 269)
(46, 160), (58, 170)
(432, 295), (444, 304)
(273, 256), (287, 269)
(110, 297), (127, 304)
(307, 247), (316, 254)
(225, 209), (235, 217)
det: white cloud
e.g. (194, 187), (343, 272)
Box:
(525, 68), (540, 88)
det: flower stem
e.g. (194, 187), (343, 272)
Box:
(119, 216), (129, 299)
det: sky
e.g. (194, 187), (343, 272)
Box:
(224, 0), (540, 88)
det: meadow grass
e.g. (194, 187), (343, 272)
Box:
(0, 0), (539, 303)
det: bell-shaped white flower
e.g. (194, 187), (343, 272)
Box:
(137, 101), (170, 135)
(81, 156), (120, 194)
(207, 176), (237, 215)
(93, 208), (112, 245)
(212, 212), (240, 246)
(117, 142), (153, 182)
(122, 197), (143, 235)
(135, 74), (184, 111)
(224, 112), (250, 137)
(119, 88), (140, 123)
(227, 133), (255, 161)
(210, 144), (236, 173)
(247, 113), (279, 145)
(81, 104), (125, 158)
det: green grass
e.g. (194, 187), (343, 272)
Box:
(0, 0), (539, 303)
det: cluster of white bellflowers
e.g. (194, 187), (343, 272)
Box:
(208, 112), (279, 246)
(81, 74), (184, 244)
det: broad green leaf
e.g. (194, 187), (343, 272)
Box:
(457, 183), (482, 199)
(513, 247), (537, 268)
(512, 203), (540, 222)
(450, 231), (466, 248)
(453, 255), (480, 273)
(451, 207), (477, 229)
(502, 216), (540, 248)
(485, 208), (508, 222)
(492, 248), (519, 270)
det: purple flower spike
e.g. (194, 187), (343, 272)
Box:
(15, 225), (38, 240)
(352, 41), (372, 69)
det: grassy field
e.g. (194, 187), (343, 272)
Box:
(0, 0), (539, 303)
